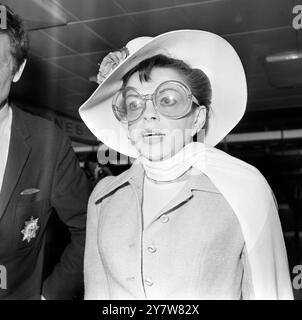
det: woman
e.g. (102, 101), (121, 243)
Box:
(80, 30), (293, 299)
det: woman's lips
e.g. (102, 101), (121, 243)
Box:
(143, 133), (165, 137)
(142, 130), (166, 142)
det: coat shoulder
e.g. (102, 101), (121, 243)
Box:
(89, 168), (133, 205)
(18, 108), (65, 139)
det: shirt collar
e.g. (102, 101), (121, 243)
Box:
(0, 103), (10, 124)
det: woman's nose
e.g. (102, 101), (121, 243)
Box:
(143, 99), (159, 121)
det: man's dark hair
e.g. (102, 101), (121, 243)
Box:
(0, 4), (29, 73)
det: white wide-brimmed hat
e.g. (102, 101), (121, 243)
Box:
(79, 29), (247, 158)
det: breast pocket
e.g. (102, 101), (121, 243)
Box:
(14, 199), (47, 251)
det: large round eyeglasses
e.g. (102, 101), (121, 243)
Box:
(112, 80), (199, 124)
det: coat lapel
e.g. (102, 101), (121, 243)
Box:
(152, 172), (221, 222)
(0, 106), (31, 221)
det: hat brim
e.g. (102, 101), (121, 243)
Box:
(79, 29), (247, 158)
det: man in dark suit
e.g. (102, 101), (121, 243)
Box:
(0, 5), (91, 299)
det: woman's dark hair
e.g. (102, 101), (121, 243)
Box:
(0, 4), (29, 73)
(122, 54), (212, 115)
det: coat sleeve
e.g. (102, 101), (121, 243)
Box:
(246, 192), (294, 300)
(84, 191), (110, 299)
(42, 132), (91, 299)
(241, 244), (255, 300)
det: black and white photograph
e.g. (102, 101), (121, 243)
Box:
(0, 0), (302, 305)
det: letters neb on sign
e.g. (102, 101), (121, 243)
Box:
(0, 5), (7, 30)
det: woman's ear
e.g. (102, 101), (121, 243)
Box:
(191, 106), (207, 136)
(12, 59), (27, 83)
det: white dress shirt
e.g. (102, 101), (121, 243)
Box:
(0, 103), (12, 192)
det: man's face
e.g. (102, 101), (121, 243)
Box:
(0, 33), (15, 109)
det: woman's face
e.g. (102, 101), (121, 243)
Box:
(126, 67), (205, 161)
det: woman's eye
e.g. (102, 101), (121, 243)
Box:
(160, 96), (177, 106)
(127, 100), (143, 111)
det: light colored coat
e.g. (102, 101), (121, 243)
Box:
(84, 163), (254, 300)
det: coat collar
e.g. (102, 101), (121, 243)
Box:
(94, 162), (144, 204)
(94, 162), (220, 205)
(8, 104), (31, 139)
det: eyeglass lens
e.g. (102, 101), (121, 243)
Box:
(113, 81), (193, 123)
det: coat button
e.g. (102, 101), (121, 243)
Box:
(144, 278), (154, 286)
(160, 214), (169, 223)
(147, 244), (157, 253)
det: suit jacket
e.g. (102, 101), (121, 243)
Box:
(0, 106), (91, 300)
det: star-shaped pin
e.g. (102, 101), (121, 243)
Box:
(21, 216), (40, 243)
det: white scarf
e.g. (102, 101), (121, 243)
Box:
(137, 142), (205, 182)
(135, 142), (293, 299)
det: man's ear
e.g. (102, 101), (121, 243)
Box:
(12, 59), (27, 83)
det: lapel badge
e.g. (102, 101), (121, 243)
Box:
(21, 216), (40, 243)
